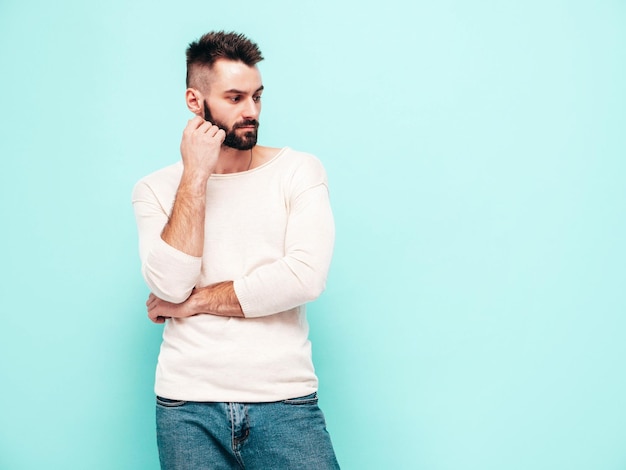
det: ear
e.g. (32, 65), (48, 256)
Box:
(185, 88), (204, 116)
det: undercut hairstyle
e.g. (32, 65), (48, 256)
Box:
(186, 31), (264, 89)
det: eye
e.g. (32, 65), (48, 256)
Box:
(253, 95), (262, 103)
(229, 96), (241, 103)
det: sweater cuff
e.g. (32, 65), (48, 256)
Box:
(143, 237), (202, 303)
(233, 278), (254, 317)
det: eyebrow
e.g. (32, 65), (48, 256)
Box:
(223, 86), (264, 95)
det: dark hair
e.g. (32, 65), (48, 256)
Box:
(186, 31), (264, 88)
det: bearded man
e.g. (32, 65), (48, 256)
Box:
(132, 31), (339, 469)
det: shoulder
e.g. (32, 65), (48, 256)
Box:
(132, 162), (183, 202)
(271, 147), (327, 177)
(136, 161), (183, 187)
(268, 148), (329, 196)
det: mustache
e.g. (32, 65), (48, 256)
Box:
(232, 119), (259, 130)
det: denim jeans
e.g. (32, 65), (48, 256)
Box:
(156, 392), (340, 469)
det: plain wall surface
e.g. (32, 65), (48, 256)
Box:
(1, 1), (625, 469)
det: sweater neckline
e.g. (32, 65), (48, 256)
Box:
(210, 147), (289, 179)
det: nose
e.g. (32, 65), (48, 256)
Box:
(242, 96), (260, 120)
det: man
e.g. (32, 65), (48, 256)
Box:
(132, 31), (339, 469)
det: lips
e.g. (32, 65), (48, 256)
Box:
(234, 120), (259, 130)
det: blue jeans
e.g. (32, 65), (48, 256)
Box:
(156, 392), (340, 469)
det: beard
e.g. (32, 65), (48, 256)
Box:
(203, 102), (259, 150)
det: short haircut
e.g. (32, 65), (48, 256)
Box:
(186, 31), (264, 88)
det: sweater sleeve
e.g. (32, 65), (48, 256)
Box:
(233, 158), (335, 317)
(131, 179), (202, 303)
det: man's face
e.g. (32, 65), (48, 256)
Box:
(201, 60), (263, 151)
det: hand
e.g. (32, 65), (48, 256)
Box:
(146, 293), (196, 324)
(180, 116), (226, 178)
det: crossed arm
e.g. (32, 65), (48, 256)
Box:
(133, 119), (334, 323)
(146, 281), (243, 323)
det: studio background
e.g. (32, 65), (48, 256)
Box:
(1, 1), (625, 469)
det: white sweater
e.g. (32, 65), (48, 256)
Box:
(132, 148), (335, 402)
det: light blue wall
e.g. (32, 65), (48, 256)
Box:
(1, 1), (625, 469)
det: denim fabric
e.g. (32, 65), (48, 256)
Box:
(156, 392), (340, 469)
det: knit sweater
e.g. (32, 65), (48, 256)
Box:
(132, 147), (335, 402)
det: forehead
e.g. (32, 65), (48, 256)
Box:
(208, 59), (262, 92)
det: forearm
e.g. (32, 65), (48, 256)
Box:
(133, 180), (204, 304)
(190, 281), (244, 317)
(161, 116), (223, 256)
(161, 171), (208, 257)
(146, 281), (243, 323)
(135, 173), (208, 301)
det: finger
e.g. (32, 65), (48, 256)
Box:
(202, 122), (226, 137)
(148, 310), (164, 323)
(183, 117), (205, 135)
(200, 120), (215, 130)
(205, 124), (224, 137)
(188, 115), (205, 129)
(150, 312), (169, 324)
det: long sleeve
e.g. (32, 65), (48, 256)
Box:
(132, 150), (334, 313)
(234, 173), (335, 317)
(132, 167), (202, 303)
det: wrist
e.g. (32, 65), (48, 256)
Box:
(179, 171), (209, 197)
(188, 289), (205, 314)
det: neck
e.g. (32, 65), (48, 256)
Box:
(213, 146), (254, 174)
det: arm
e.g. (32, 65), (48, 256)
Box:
(132, 117), (224, 303)
(146, 281), (244, 323)
(141, 153), (334, 319)
(234, 158), (335, 317)
(162, 116), (224, 257)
